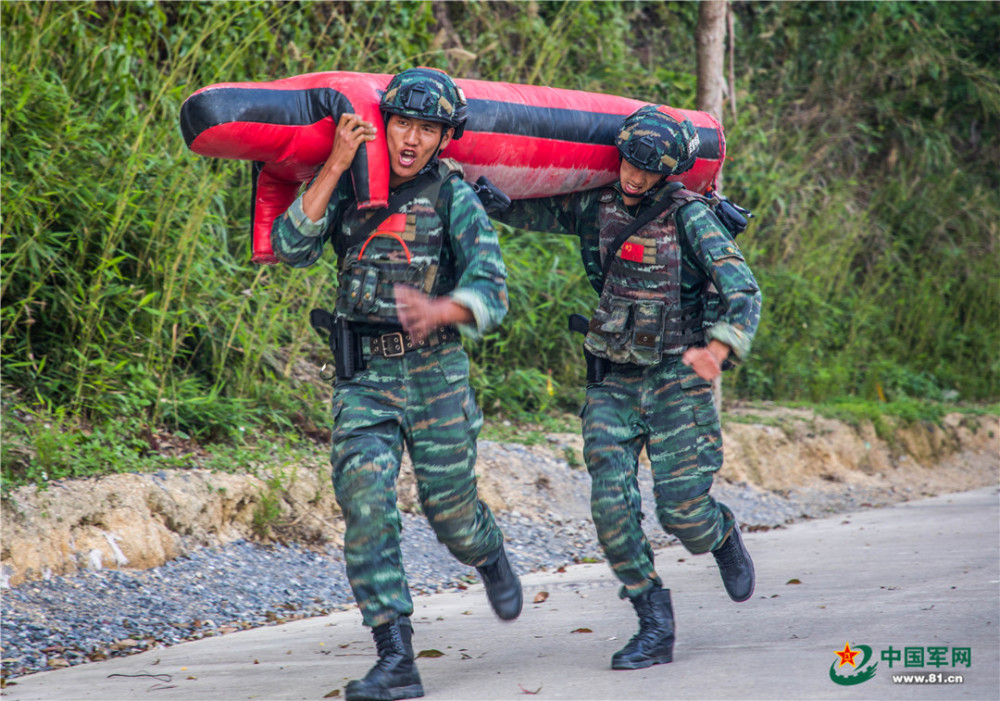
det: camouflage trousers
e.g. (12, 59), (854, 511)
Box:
(330, 341), (504, 628)
(580, 353), (736, 599)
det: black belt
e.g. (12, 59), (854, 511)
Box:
(364, 327), (460, 358)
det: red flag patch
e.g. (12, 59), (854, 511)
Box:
(619, 241), (645, 262)
(377, 213), (407, 234)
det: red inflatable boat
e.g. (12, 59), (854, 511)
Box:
(180, 72), (725, 263)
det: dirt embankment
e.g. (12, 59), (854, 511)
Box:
(2, 407), (997, 588)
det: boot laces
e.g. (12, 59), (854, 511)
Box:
(373, 622), (404, 658)
(626, 596), (659, 645)
(715, 533), (744, 568)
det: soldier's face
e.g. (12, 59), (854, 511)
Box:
(619, 159), (665, 204)
(386, 114), (452, 186)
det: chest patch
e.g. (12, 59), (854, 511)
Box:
(617, 236), (657, 264)
(376, 212), (407, 234)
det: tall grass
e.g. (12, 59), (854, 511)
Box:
(1, 1), (997, 487)
(721, 1), (999, 402)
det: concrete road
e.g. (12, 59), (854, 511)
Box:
(5, 487), (998, 701)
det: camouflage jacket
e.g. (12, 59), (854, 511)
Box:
(272, 163), (508, 340)
(494, 183), (761, 361)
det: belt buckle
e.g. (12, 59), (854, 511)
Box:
(380, 332), (405, 358)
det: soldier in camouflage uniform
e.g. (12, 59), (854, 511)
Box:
(490, 105), (761, 671)
(272, 67), (522, 701)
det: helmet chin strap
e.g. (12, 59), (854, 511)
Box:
(642, 178), (668, 198)
(417, 157), (438, 175)
(417, 130), (448, 175)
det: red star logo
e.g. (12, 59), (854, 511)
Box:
(835, 642), (860, 668)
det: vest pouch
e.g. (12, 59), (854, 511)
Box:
(419, 262), (439, 294)
(370, 261), (433, 313)
(632, 300), (665, 351)
(359, 265), (381, 315)
(337, 262), (368, 315)
(399, 260), (431, 292)
(591, 295), (631, 350)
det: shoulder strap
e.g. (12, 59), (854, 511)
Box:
(599, 182), (684, 284)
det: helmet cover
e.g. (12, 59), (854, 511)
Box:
(615, 105), (699, 176)
(380, 67), (468, 139)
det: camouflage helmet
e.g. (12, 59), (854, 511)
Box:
(615, 105), (700, 176)
(380, 67), (468, 139)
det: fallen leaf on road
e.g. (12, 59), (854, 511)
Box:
(533, 591), (549, 604)
(323, 690), (341, 698)
(518, 684), (542, 695)
(416, 649), (444, 659)
(786, 578), (802, 585)
(571, 628), (592, 634)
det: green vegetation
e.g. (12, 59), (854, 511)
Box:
(252, 467), (297, 539)
(2, 2), (996, 488)
(0, 387), (321, 489)
(729, 2), (999, 405)
(480, 411), (579, 445)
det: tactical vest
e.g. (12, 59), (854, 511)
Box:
(584, 187), (706, 365)
(334, 162), (458, 327)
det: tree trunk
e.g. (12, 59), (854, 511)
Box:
(696, 0), (728, 412)
(696, 0), (727, 125)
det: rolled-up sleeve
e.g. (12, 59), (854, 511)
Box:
(683, 204), (762, 361)
(271, 184), (347, 268)
(445, 181), (509, 339)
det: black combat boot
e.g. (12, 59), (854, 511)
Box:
(476, 543), (523, 621)
(712, 523), (755, 602)
(611, 587), (675, 670)
(344, 617), (424, 701)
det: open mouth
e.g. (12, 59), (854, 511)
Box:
(623, 182), (644, 196)
(398, 149), (417, 168)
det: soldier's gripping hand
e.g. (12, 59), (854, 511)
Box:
(326, 113), (378, 172)
(301, 114), (377, 221)
(395, 285), (474, 344)
(682, 340), (731, 381)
